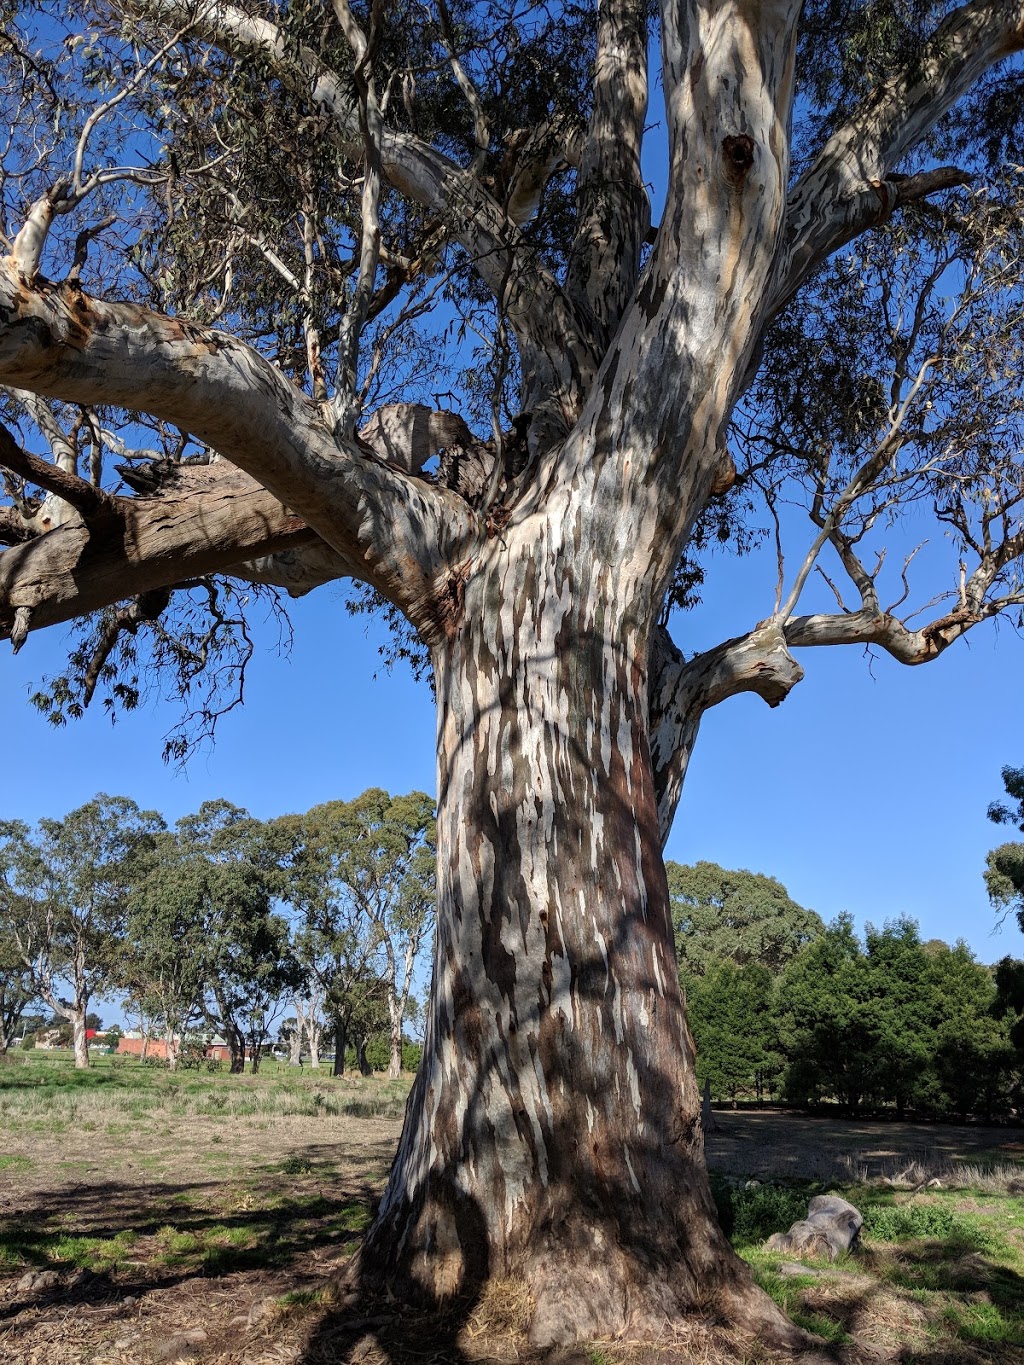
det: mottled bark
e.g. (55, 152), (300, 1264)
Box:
(357, 516), (797, 1346)
(71, 1010), (89, 1070)
(3, 0), (1020, 1347)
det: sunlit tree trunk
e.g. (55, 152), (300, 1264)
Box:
(70, 1009), (89, 1071)
(358, 518), (795, 1346)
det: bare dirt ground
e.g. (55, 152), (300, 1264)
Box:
(1, 1104), (1021, 1365)
(704, 1109), (1024, 1184)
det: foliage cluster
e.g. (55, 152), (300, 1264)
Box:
(0, 788), (435, 1078)
(673, 861), (1024, 1119)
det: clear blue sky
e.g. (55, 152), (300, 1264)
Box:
(3, 33), (1022, 978)
(2, 531), (1021, 970)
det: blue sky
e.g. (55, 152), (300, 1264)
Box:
(3, 529), (1021, 972)
(2, 13), (1022, 992)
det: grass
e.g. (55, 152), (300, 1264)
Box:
(0, 1048), (412, 1125)
(722, 1175), (1024, 1356)
(3, 1055), (1024, 1362)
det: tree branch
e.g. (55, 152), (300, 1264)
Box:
(0, 418), (116, 520)
(0, 462), (317, 646)
(771, 0), (1024, 316)
(566, 0), (650, 347)
(0, 261), (477, 633)
(649, 620), (804, 843)
(124, 0), (598, 443)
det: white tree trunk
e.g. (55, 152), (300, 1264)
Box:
(290, 997), (305, 1066)
(357, 527), (797, 1347)
(70, 1010), (89, 1070)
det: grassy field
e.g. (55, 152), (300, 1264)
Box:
(1, 1051), (1023, 1364)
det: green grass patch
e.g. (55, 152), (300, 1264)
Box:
(941, 1299), (1024, 1347)
(0, 1223), (138, 1272)
(710, 1176), (812, 1248)
(863, 1201), (997, 1250)
(0, 1154), (32, 1171)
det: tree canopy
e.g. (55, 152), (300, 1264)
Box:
(669, 860), (823, 976)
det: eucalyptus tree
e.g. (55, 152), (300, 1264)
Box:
(986, 766), (1024, 931)
(0, 795), (163, 1067)
(176, 800), (298, 1073)
(669, 861), (823, 977)
(0, 934), (35, 1055)
(120, 829), (213, 1069)
(276, 789), (434, 1079)
(2, 0), (1024, 1345)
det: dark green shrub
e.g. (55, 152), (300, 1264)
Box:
(863, 1203), (994, 1250)
(710, 1176), (809, 1247)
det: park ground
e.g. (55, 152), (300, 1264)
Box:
(1, 1054), (1023, 1364)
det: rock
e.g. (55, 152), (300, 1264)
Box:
(153, 1328), (207, 1360)
(778, 1262), (821, 1277)
(744, 1179), (762, 1190)
(16, 1269), (61, 1293)
(65, 1267), (94, 1291)
(247, 1296), (278, 1328)
(764, 1193), (863, 1260)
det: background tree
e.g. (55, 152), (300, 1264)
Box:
(278, 790), (434, 1079)
(0, 795), (162, 1068)
(986, 766), (1024, 930)
(177, 801), (297, 1074)
(669, 861), (823, 976)
(2, 0), (1024, 1343)
(685, 961), (778, 1104)
(928, 941), (1015, 1121)
(0, 932), (35, 1055)
(119, 828), (212, 1070)
(777, 914), (880, 1114)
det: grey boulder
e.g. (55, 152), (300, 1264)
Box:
(765, 1194), (863, 1260)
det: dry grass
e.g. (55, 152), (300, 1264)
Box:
(4, 1071), (1024, 1365)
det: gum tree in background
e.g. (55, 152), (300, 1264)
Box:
(0, 795), (162, 1068)
(986, 766), (1024, 930)
(2, 0), (1024, 1345)
(175, 801), (298, 1074)
(0, 934), (35, 1055)
(669, 860), (823, 976)
(276, 790), (434, 1080)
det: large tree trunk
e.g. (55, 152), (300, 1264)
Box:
(332, 1017), (346, 1076)
(224, 1021), (245, 1075)
(358, 541), (797, 1348)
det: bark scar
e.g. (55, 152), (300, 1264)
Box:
(721, 135), (756, 189)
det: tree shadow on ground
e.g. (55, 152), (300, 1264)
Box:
(789, 1239), (1024, 1364)
(0, 1159), (380, 1322)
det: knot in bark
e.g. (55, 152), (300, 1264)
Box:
(721, 135), (756, 188)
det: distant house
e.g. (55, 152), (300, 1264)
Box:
(117, 1034), (175, 1060)
(115, 1031), (266, 1063)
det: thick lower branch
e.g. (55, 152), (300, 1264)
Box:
(649, 621), (804, 842)
(0, 463), (316, 643)
(0, 261), (476, 626)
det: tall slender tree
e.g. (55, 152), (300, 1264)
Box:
(2, 0), (1024, 1344)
